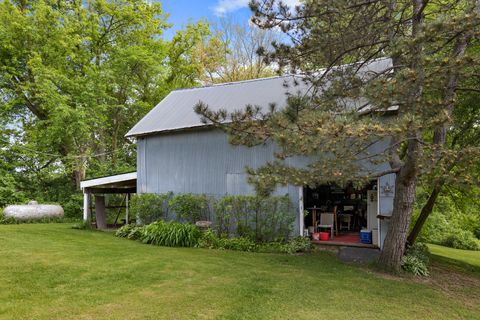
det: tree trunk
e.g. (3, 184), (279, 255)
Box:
(73, 168), (86, 189)
(73, 156), (87, 189)
(407, 179), (445, 245)
(378, 165), (418, 272)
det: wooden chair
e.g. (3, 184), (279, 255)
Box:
(318, 212), (335, 239)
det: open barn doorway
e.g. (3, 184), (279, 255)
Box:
(303, 181), (379, 247)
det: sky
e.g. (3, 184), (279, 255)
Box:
(160, 0), (300, 38)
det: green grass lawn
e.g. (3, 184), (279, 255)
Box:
(0, 224), (479, 320)
(429, 243), (480, 270)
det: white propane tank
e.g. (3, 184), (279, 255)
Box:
(3, 201), (64, 220)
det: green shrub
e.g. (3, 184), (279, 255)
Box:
(197, 230), (220, 249)
(0, 173), (27, 208)
(127, 226), (144, 240)
(218, 237), (258, 252)
(213, 195), (295, 242)
(115, 224), (137, 238)
(129, 193), (294, 241)
(406, 242), (430, 265)
(131, 193), (171, 224)
(198, 230), (258, 252)
(141, 220), (201, 247)
(198, 231), (313, 254)
(402, 242), (430, 276)
(63, 194), (83, 219)
(256, 196), (294, 242)
(0, 211), (16, 224)
(168, 193), (210, 223)
(280, 236), (313, 254)
(402, 255), (429, 276)
(114, 224), (143, 240)
(256, 241), (285, 253)
(440, 230), (480, 251)
(414, 186), (480, 249)
(213, 196), (246, 237)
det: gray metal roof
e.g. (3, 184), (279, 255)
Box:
(126, 58), (392, 137)
(126, 75), (309, 137)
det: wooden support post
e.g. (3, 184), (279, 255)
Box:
(125, 193), (130, 224)
(95, 195), (107, 230)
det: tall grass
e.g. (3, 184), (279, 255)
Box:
(140, 220), (201, 247)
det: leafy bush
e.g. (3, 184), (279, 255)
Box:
(256, 241), (284, 253)
(280, 237), (313, 254)
(213, 196), (246, 237)
(62, 194), (84, 219)
(402, 255), (429, 276)
(257, 196), (294, 242)
(197, 230), (220, 249)
(414, 186), (480, 251)
(127, 193), (294, 241)
(140, 220), (201, 247)
(402, 242), (430, 276)
(127, 226), (144, 240)
(198, 231), (258, 252)
(115, 224), (144, 240)
(115, 224), (137, 237)
(0, 210), (15, 224)
(218, 237), (258, 252)
(213, 195), (295, 242)
(0, 173), (27, 208)
(198, 231), (311, 254)
(440, 230), (480, 251)
(135, 193), (172, 223)
(168, 193), (209, 223)
(407, 242), (430, 265)
(131, 193), (171, 224)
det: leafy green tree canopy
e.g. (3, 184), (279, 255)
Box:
(0, 0), (216, 190)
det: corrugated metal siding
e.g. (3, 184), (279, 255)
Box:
(139, 129), (291, 195)
(137, 128), (395, 237)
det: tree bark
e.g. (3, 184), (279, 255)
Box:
(379, 129), (421, 271)
(73, 167), (86, 189)
(73, 154), (87, 189)
(407, 179), (445, 245)
(377, 0), (426, 272)
(378, 165), (418, 271)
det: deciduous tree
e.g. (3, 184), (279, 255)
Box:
(0, 0), (214, 191)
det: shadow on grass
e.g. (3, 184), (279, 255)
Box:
(430, 254), (480, 277)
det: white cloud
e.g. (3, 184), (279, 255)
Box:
(213, 0), (249, 16)
(213, 0), (301, 17)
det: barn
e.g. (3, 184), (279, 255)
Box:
(81, 59), (396, 249)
